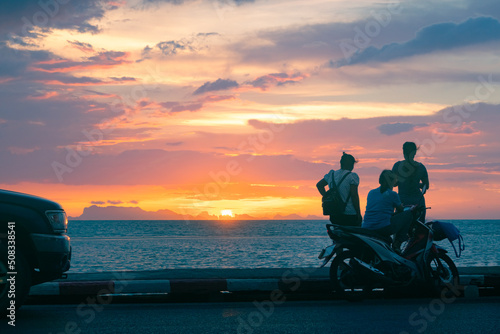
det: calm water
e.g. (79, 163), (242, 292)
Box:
(67, 219), (500, 273)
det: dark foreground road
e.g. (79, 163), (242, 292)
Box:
(2, 297), (500, 334)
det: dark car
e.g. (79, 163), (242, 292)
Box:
(0, 189), (71, 310)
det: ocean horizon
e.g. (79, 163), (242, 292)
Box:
(67, 219), (500, 273)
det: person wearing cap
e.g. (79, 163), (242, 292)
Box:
(316, 152), (362, 226)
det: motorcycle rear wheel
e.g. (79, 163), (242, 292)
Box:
(330, 251), (372, 301)
(427, 252), (460, 297)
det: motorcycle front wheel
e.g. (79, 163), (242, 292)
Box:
(427, 252), (460, 297)
(330, 250), (372, 301)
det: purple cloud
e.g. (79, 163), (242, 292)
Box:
(246, 73), (305, 90)
(377, 122), (422, 135)
(159, 95), (235, 113)
(31, 51), (131, 72)
(334, 17), (500, 67)
(161, 101), (204, 113)
(67, 40), (94, 53)
(0, 0), (110, 43)
(166, 141), (183, 146)
(193, 78), (239, 95)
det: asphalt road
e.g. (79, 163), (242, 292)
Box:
(2, 297), (500, 334)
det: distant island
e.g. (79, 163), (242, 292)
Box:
(69, 205), (324, 220)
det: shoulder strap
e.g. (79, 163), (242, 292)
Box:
(451, 234), (465, 258)
(336, 171), (351, 188)
(335, 172), (352, 213)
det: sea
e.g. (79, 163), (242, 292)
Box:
(67, 219), (500, 273)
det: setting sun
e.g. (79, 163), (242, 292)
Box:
(220, 210), (234, 218)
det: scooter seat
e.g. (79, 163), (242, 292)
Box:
(335, 225), (393, 244)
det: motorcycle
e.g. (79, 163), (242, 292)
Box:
(318, 205), (461, 300)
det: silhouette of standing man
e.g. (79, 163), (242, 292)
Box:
(317, 152), (362, 226)
(392, 142), (429, 220)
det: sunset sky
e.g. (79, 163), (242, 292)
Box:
(1, 0), (500, 219)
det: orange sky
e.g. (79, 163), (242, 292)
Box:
(1, 0), (500, 219)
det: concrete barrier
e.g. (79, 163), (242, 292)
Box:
(28, 267), (499, 299)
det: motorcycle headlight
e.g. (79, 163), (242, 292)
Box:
(45, 210), (68, 233)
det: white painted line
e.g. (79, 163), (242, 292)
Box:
(464, 285), (480, 298)
(460, 275), (484, 286)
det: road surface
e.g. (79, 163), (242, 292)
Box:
(2, 297), (499, 333)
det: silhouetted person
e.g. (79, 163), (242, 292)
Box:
(316, 152), (362, 226)
(392, 142), (429, 221)
(362, 170), (412, 252)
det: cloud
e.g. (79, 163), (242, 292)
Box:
(227, 2), (500, 70)
(0, 43), (151, 155)
(140, 0), (255, 6)
(377, 122), (425, 135)
(192, 73), (306, 96)
(241, 103), (500, 169)
(136, 45), (153, 62)
(0, 53), (133, 151)
(0, 148), (331, 185)
(161, 101), (204, 112)
(0, 44), (135, 88)
(193, 78), (239, 95)
(246, 72), (306, 90)
(32, 74), (135, 86)
(166, 141), (183, 146)
(109, 76), (136, 82)
(160, 94), (235, 113)
(1, 103), (499, 187)
(334, 16), (500, 67)
(30, 51), (131, 73)
(26, 91), (59, 100)
(139, 0), (189, 5)
(0, 92), (125, 149)
(0, 0), (111, 43)
(189, 72), (306, 97)
(67, 40), (94, 53)
(91, 199), (127, 205)
(137, 32), (220, 61)
(0, 44), (52, 77)
(156, 40), (195, 56)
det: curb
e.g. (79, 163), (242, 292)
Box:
(29, 274), (499, 298)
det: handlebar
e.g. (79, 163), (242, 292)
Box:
(325, 223), (339, 237)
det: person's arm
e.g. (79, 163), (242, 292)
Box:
(350, 184), (362, 223)
(392, 162), (400, 186)
(394, 192), (404, 212)
(420, 164), (430, 193)
(316, 179), (328, 197)
(395, 203), (405, 213)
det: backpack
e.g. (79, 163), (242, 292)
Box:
(429, 221), (465, 258)
(322, 171), (351, 217)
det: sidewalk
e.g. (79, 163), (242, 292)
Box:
(28, 266), (500, 300)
